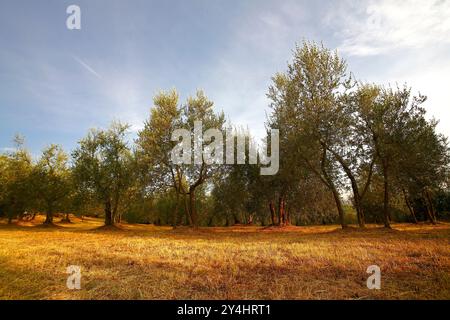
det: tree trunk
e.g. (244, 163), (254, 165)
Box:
(402, 188), (418, 224)
(330, 186), (346, 229)
(356, 204), (365, 228)
(318, 149), (346, 229)
(189, 190), (198, 228)
(303, 149), (347, 229)
(423, 189), (436, 224)
(285, 204), (290, 226)
(350, 182), (365, 228)
(425, 189), (437, 223)
(381, 161), (391, 228)
(61, 213), (71, 223)
(278, 196), (285, 226)
(332, 152), (365, 228)
(184, 194), (192, 225)
(112, 193), (120, 224)
(406, 199), (418, 224)
(172, 192), (180, 227)
(348, 177), (364, 228)
(233, 213), (242, 225)
(104, 199), (113, 226)
(424, 198), (435, 224)
(269, 201), (276, 225)
(44, 204), (54, 224)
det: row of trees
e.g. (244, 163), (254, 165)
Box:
(0, 42), (449, 228)
(0, 137), (72, 224)
(263, 43), (449, 228)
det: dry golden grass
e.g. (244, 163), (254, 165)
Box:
(0, 215), (449, 300)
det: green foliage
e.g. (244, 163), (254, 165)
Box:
(137, 89), (226, 227)
(72, 122), (134, 225)
(1, 41), (449, 228)
(31, 144), (71, 224)
(0, 137), (33, 222)
(356, 84), (449, 224)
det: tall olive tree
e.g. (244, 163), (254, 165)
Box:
(174, 91), (225, 227)
(267, 42), (353, 228)
(322, 86), (378, 228)
(136, 89), (184, 225)
(391, 95), (449, 224)
(266, 98), (313, 226)
(137, 90), (225, 227)
(354, 85), (448, 227)
(72, 122), (133, 226)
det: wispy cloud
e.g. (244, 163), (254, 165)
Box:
(321, 0), (450, 139)
(326, 0), (450, 56)
(2, 0), (450, 155)
(72, 55), (102, 79)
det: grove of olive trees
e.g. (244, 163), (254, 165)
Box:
(1, 42), (449, 228)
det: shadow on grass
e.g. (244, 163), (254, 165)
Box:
(0, 218), (449, 244)
(0, 256), (75, 300)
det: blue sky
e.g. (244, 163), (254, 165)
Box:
(1, 0), (450, 156)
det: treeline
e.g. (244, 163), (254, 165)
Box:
(1, 42), (449, 228)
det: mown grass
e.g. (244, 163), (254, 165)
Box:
(0, 215), (449, 300)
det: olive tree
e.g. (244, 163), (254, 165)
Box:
(72, 122), (133, 226)
(31, 144), (71, 224)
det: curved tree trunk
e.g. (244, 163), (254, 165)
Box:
(328, 148), (367, 228)
(425, 189), (437, 223)
(330, 186), (346, 229)
(424, 198), (435, 224)
(350, 182), (365, 228)
(301, 150), (347, 229)
(423, 189), (437, 224)
(320, 150), (347, 229)
(402, 188), (418, 223)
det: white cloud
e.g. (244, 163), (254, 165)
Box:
(323, 0), (450, 139)
(327, 0), (450, 56)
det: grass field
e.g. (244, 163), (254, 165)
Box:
(0, 216), (449, 300)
